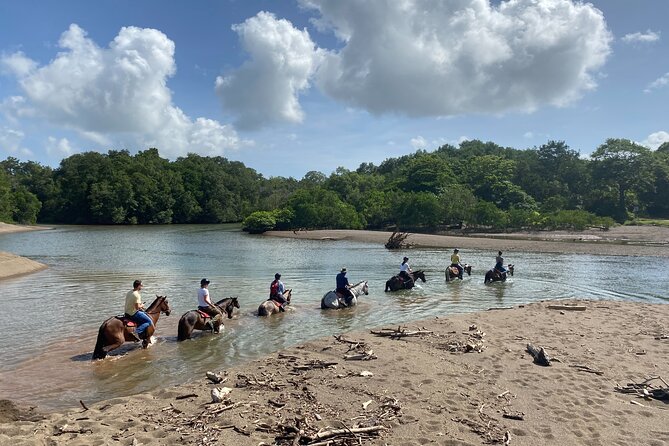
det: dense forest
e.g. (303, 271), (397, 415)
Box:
(1, 138), (668, 233)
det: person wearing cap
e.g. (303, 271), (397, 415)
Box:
(399, 256), (412, 280)
(197, 278), (223, 333)
(269, 273), (288, 312)
(124, 279), (154, 342)
(450, 248), (464, 280)
(335, 267), (354, 305)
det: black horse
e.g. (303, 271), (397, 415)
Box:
(385, 270), (426, 292)
(177, 297), (240, 341)
(445, 263), (473, 281)
(484, 264), (515, 284)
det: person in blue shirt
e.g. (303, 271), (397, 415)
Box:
(335, 267), (354, 305)
(495, 251), (507, 277)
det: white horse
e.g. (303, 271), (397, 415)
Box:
(321, 281), (369, 309)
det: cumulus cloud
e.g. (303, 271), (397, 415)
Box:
(410, 135), (428, 150)
(644, 72), (669, 93)
(299, 0), (612, 117)
(0, 127), (32, 157)
(1, 24), (244, 158)
(216, 11), (323, 130)
(46, 136), (76, 157)
(621, 30), (660, 44)
(642, 131), (669, 150)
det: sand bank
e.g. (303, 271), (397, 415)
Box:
(2, 299), (667, 445)
(265, 226), (669, 257)
(0, 223), (49, 280)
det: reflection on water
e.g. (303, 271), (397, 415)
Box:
(0, 225), (667, 410)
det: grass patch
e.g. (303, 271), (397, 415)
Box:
(625, 218), (669, 227)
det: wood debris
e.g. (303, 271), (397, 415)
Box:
(615, 376), (669, 401)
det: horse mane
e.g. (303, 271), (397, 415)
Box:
(146, 295), (166, 311)
(351, 280), (367, 288)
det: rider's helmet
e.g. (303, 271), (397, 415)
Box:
(275, 273), (281, 279)
(200, 278), (210, 286)
(340, 267), (347, 273)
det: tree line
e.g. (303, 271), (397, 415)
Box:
(1, 139), (668, 232)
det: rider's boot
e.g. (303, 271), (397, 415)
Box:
(129, 331), (142, 342)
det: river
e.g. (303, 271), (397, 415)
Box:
(0, 225), (667, 410)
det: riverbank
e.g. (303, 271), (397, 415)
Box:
(265, 225), (669, 257)
(2, 299), (667, 445)
(0, 223), (49, 280)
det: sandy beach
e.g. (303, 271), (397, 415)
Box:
(1, 299), (667, 445)
(0, 223), (49, 280)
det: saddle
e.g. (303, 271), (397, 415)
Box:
(447, 266), (459, 276)
(197, 310), (212, 319)
(267, 298), (284, 306)
(115, 315), (136, 327)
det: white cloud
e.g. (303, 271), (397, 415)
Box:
(0, 127), (32, 157)
(621, 30), (660, 44)
(216, 12), (323, 130)
(0, 51), (38, 77)
(46, 136), (76, 157)
(642, 131), (669, 150)
(410, 135), (428, 150)
(301, 0), (612, 117)
(523, 131), (534, 139)
(1, 24), (244, 158)
(644, 72), (669, 93)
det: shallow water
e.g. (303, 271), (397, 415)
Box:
(0, 225), (667, 410)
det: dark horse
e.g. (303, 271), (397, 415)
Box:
(258, 289), (292, 317)
(445, 263), (473, 281)
(177, 297), (240, 341)
(484, 264), (515, 284)
(385, 270), (426, 292)
(92, 295), (171, 360)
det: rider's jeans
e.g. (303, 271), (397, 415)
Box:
(129, 311), (153, 336)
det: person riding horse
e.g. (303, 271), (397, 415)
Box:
(124, 280), (154, 342)
(494, 251), (508, 279)
(450, 248), (464, 280)
(197, 278), (223, 333)
(336, 267), (355, 306)
(399, 256), (413, 286)
(269, 273), (288, 312)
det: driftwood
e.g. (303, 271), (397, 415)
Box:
(526, 343), (551, 366)
(547, 305), (586, 311)
(371, 326), (433, 338)
(343, 349), (377, 361)
(385, 231), (410, 250)
(615, 376), (669, 401)
(79, 400), (89, 411)
(570, 364), (604, 375)
(305, 425), (387, 442)
(293, 360), (338, 371)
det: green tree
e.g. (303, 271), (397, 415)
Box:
(11, 187), (41, 224)
(590, 139), (653, 221)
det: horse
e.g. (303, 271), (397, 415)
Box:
(384, 270), (426, 292)
(257, 289), (292, 317)
(484, 264), (515, 284)
(321, 281), (369, 309)
(177, 297), (240, 341)
(92, 295), (171, 360)
(445, 263), (473, 281)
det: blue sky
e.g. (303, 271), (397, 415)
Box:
(0, 0), (667, 178)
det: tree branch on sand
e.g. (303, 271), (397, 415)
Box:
(385, 231), (410, 250)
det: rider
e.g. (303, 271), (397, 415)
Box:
(399, 256), (412, 283)
(198, 278), (223, 333)
(494, 251), (507, 278)
(336, 267), (354, 306)
(124, 279), (154, 342)
(269, 273), (288, 312)
(450, 248), (464, 280)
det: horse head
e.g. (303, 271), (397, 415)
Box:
(414, 270), (426, 282)
(362, 281), (369, 295)
(464, 264), (472, 276)
(507, 264), (515, 276)
(157, 295), (171, 316)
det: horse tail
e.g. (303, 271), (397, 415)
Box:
(257, 303), (268, 317)
(177, 313), (191, 341)
(92, 322), (107, 360)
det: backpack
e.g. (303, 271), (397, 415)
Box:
(270, 280), (279, 297)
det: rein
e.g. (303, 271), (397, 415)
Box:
(144, 297), (167, 315)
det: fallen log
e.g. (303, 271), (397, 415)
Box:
(526, 343), (551, 366)
(546, 305), (586, 311)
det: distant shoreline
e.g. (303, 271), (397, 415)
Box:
(265, 226), (669, 257)
(0, 223), (50, 280)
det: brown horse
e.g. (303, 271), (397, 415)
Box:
(258, 289), (292, 317)
(384, 270), (426, 292)
(92, 295), (171, 360)
(484, 264), (515, 284)
(445, 263), (473, 281)
(177, 297), (240, 341)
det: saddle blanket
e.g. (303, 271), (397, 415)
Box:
(115, 315), (136, 327)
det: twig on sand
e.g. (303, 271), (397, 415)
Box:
(371, 326), (433, 338)
(570, 364), (604, 375)
(79, 400), (89, 411)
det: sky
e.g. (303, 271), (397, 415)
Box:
(0, 0), (668, 179)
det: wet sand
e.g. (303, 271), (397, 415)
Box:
(1, 299), (667, 445)
(0, 223), (51, 280)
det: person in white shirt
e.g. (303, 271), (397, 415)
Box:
(399, 256), (412, 280)
(197, 278), (223, 333)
